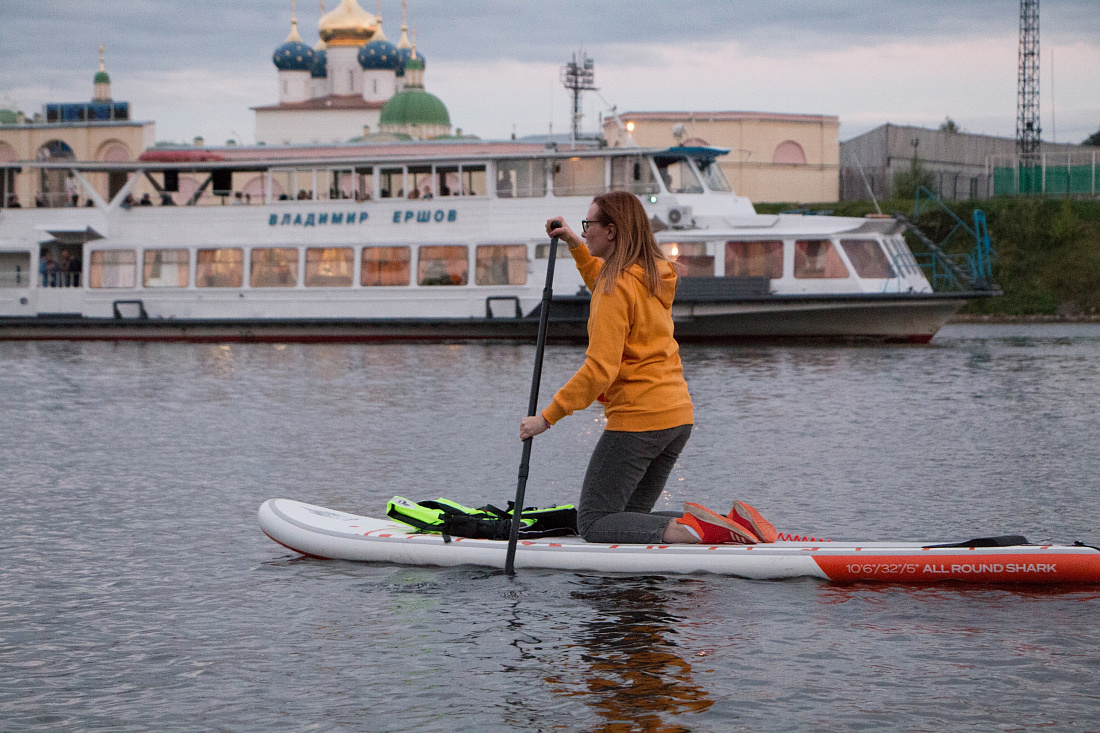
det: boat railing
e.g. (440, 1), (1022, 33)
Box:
(893, 186), (998, 293)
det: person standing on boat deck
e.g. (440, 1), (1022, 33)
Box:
(519, 191), (778, 546)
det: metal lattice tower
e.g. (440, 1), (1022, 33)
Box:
(1016, 0), (1041, 161)
(561, 52), (596, 144)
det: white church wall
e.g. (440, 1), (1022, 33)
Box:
(256, 108), (382, 145)
(362, 70), (396, 103)
(325, 47), (362, 96)
(279, 70), (311, 104)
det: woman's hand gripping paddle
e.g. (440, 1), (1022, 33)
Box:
(505, 221), (562, 575)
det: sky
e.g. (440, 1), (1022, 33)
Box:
(1, 0), (1098, 147)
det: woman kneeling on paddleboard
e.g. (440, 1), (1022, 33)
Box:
(519, 191), (777, 545)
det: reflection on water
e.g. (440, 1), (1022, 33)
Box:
(549, 576), (712, 732)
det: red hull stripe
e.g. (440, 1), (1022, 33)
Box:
(814, 552), (1100, 584)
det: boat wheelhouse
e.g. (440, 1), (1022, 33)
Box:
(0, 141), (995, 342)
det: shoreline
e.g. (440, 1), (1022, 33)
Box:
(950, 313), (1100, 324)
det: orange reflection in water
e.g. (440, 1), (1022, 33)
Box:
(545, 577), (713, 733)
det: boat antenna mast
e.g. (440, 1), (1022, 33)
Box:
(1016, 0), (1041, 165)
(561, 51), (596, 147)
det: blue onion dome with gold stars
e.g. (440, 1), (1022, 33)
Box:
(311, 48), (327, 78)
(358, 39), (400, 70)
(273, 20), (314, 71)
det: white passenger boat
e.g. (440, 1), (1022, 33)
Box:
(0, 141), (993, 342)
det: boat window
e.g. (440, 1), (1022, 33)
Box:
(408, 165), (433, 199)
(654, 157), (704, 194)
(496, 159), (546, 198)
(886, 235), (919, 276)
(418, 245), (468, 286)
(0, 252), (31, 288)
(461, 165), (486, 196)
(358, 168), (376, 201)
(726, 241), (783, 278)
(362, 246), (410, 286)
(794, 240), (849, 279)
(610, 156), (658, 195)
(534, 241), (556, 259)
(89, 249), (137, 288)
(840, 239), (895, 279)
(436, 166), (460, 197)
(380, 167), (404, 199)
(476, 245), (527, 285)
(293, 169), (314, 200)
(697, 159), (733, 192)
(552, 157), (605, 197)
(305, 247), (353, 287)
(143, 249), (189, 288)
(316, 169), (356, 201)
(660, 242), (713, 277)
(250, 248), (299, 287)
(196, 248), (244, 287)
(269, 168), (318, 201)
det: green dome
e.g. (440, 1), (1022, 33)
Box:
(380, 88), (450, 127)
(94, 70), (110, 84)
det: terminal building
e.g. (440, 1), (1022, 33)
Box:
(604, 111), (840, 204)
(0, 47), (154, 208)
(839, 123), (1096, 201)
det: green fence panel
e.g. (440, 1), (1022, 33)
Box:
(993, 167), (1015, 196)
(992, 164), (1095, 196)
(1068, 165), (1093, 194)
(1045, 167), (1070, 194)
(1019, 167), (1043, 194)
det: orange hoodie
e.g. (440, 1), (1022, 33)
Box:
(541, 243), (694, 432)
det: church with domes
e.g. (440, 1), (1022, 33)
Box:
(254, 0), (451, 145)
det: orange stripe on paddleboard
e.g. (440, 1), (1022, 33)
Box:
(814, 552), (1100, 584)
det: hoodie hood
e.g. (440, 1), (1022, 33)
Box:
(625, 259), (677, 308)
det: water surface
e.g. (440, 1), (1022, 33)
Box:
(2, 324), (1099, 731)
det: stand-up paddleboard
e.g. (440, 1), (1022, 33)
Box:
(258, 499), (1100, 585)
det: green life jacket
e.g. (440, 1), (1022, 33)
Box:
(387, 496), (577, 542)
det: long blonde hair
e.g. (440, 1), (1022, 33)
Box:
(591, 191), (667, 295)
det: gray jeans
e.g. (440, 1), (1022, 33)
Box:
(577, 424), (693, 544)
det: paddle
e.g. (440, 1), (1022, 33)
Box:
(505, 221), (562, 575)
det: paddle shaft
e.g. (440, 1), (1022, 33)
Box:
(505, 227), (561, 575)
